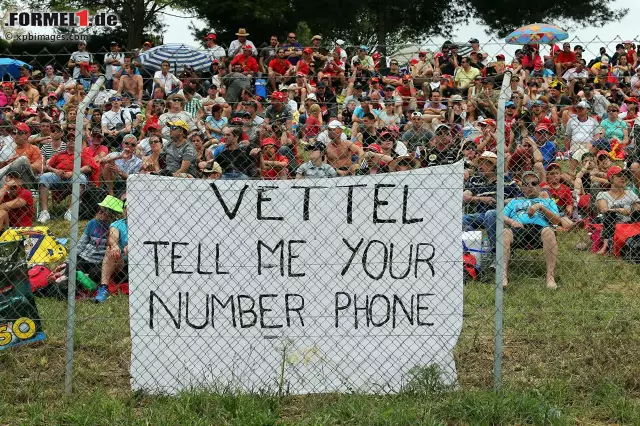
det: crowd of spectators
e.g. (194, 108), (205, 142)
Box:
(0, 33), (639, 294)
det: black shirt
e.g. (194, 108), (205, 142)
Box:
(215, 147), (256, 176)
(422, 146), (462, 167)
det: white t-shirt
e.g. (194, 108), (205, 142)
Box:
(394, 140), (408, 156)
(562, 67), (589, 82)
(565, 116), (599, 150)
(207, 46), (226, 61)
(102, 108), (132, 131)
(104, 52), (125, 80)
(153, 71), (180, 93)
(69, 51), (93, 79)
(0, 135), (16, 162)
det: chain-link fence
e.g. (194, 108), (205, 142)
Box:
(0, 36), (639, 421)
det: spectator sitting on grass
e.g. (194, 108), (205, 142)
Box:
(76, 195), (124, 291)
(502, 171), (561, 290)
(0, 171), (33, 228)
(95, 195), (128, 303)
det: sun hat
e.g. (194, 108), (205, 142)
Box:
(98, 195), (124, 214)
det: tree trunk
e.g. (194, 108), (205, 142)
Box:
(376, 9), (387, 64)
(126, 0), (146, 50)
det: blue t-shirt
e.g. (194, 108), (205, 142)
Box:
(600, 118), (628, 141)
(504, 197), (559, 227)
(110, 218), (128, 261)
(353, 106), (380, 120)
(538, 140), (557, 169)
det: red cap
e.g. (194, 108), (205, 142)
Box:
(48, 92), (57, 97)
(296, 72), (305, 77)
(479, 118), (496, 127)
(597, 150), (609, 159)
(204, 34), (216, 41)
(365, 143), (382, 153)
(546, 162), (561, 171)
(303, 47), (313, 55)
(17, 94), (27, 101)
(261, 138), (279, 148)
(271, 91), (286, 102)
(18, 77), (29, 85)
(535, 123), (550, 132)
(534, 63), (542, 70)
(79, 62), (90, 69)
(143, 121), (161, 131)
(15, 122), (30, 135)
(402, 74), (411, 81)
(143, 41), (152, 47)
(496, 54), (505, 60)
(626, 97), (639, 104)
(607, 165), (623, 180)
(370, 77), (380, 83)
(372, 52), (381, 58)
(242, 44), (252, 50)
(24, 108), (37, 115)
(409, 58), (419, 65)
(2, 81), (13, 88)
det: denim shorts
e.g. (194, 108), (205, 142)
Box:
(39, 172), (88, 188)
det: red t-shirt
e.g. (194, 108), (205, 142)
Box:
(86, 144), (108, 159)
(303, 115), (321, 139)
(541, 182), (573, 212)
(268, 59), (292, 75)
(555, 51), (576, 64)
(230, 54), (259, 73)
(261, 153), (289, 180)
(2, 187), (33, 227)
(49, 149), (99, 181)
(296, 60), (311, 76)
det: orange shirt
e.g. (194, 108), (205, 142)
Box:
(15, 143), (43, 173)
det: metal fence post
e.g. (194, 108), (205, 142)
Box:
(493, 70), (513, 391)
(64, 75), (106, 396)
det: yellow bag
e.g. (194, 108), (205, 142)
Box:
(0, 227), (67, 265)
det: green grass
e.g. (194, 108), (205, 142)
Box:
(1, 220), (640, 424)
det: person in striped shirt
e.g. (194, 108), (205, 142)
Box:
(40, 124), (66, 162)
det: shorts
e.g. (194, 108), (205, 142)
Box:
(39, 172), (88, 189)
(511, 224), (549, 250)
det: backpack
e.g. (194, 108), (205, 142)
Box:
(620, 234), (640, 263)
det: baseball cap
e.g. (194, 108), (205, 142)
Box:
(296, 72), (305, 77)
(242, 44), (252, 50)
(434, 123), (450, 133)
(328, 120), (343, 129)
(411, 111), (422, 118)
(546, 162), (561, 171)
(271, 91), (287, 102)
(479, 118), (497, 127)
(607, 166), (623, 180)
(496, 54), (505, 60)
(535, 123), (551, 132)
(203, 161), (222, 174)
(336, 39), (345, 46)
(452, 94), (464, 102)
(601, 56), (610, 64)
(384, 85), (395, 91)
(167, 120), (189, 132)
(359, 45), (368, 50)
(505, 101), (515, 107)
(478, 151), (498, 163)
(14, 122), (30, 135)
(576, 101), (589, 109)
(306, 93), (317, 101)
(204, 33), (216, 40)
(469, 38), (479, 43)
(18, 77), (29, 85)
(261, 138), (280, 148)
(303, 47), (313, 54)
(5, 170), (21, 179)
(48, 92), (57, 98)
(311, 35), (322, 41)
(365, 143), (382, 153)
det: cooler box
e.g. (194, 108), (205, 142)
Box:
(462, 231), (484, 268)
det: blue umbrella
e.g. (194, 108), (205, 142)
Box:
(137, 43), (211, 74)
(505, 23), (569, 45)
(0, 58), (32, 79)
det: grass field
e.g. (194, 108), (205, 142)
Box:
(1, 216), (640, 425)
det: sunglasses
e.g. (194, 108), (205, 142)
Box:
(608, 109), (619, 112)
(169, 126), (184, 131)
(110, 97), (121, 101)
(149, 139), (161, 144)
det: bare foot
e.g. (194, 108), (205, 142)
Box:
(596, 244), (608, 256)
(502, 275), (508, 289)
(546, 278), (557, 290)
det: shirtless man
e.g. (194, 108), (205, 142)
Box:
(118, 63), (143, 104)
(16, 77), (39, 107)
(319, 120), (364, 176)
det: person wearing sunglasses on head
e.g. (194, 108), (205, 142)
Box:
(0, 170), (33, 229)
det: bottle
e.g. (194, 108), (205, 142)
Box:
(76, 271), (98, 292)
(480, 236), (491, 268)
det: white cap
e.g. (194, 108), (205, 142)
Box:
(306, 93), (317, 101)
(576, 101), (589, 108)
(411, 111), (423, 118)
(434, 123), (450, 133)
(478, 151), (498, 162)
(336, 39), (345, 46)
(328, 120), (343, 129)
(288, 83), (298, 91)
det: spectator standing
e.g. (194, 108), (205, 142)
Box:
(68, 40), (93, 79)
(228, 28), (258, 58)
(204, 33), (226, 62)
(104, 41), (125, 90)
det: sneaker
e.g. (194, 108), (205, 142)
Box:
(37, 210), (50, 223)
(94, 284), (109, 303)
(64, 209), (73, 221)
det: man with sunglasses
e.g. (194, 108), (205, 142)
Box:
(161, 120), (197, 177)
(101, 95), (132, 150)
(455, 57), (480, 89)
(100, 134), (142, 196)
(0, 170), (33, 228)
(502, 171), (560, 289)
(381, 59), (403, 87)
(0, 123), (42, 185)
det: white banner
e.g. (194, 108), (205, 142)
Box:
(128, 163), (464, 394)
